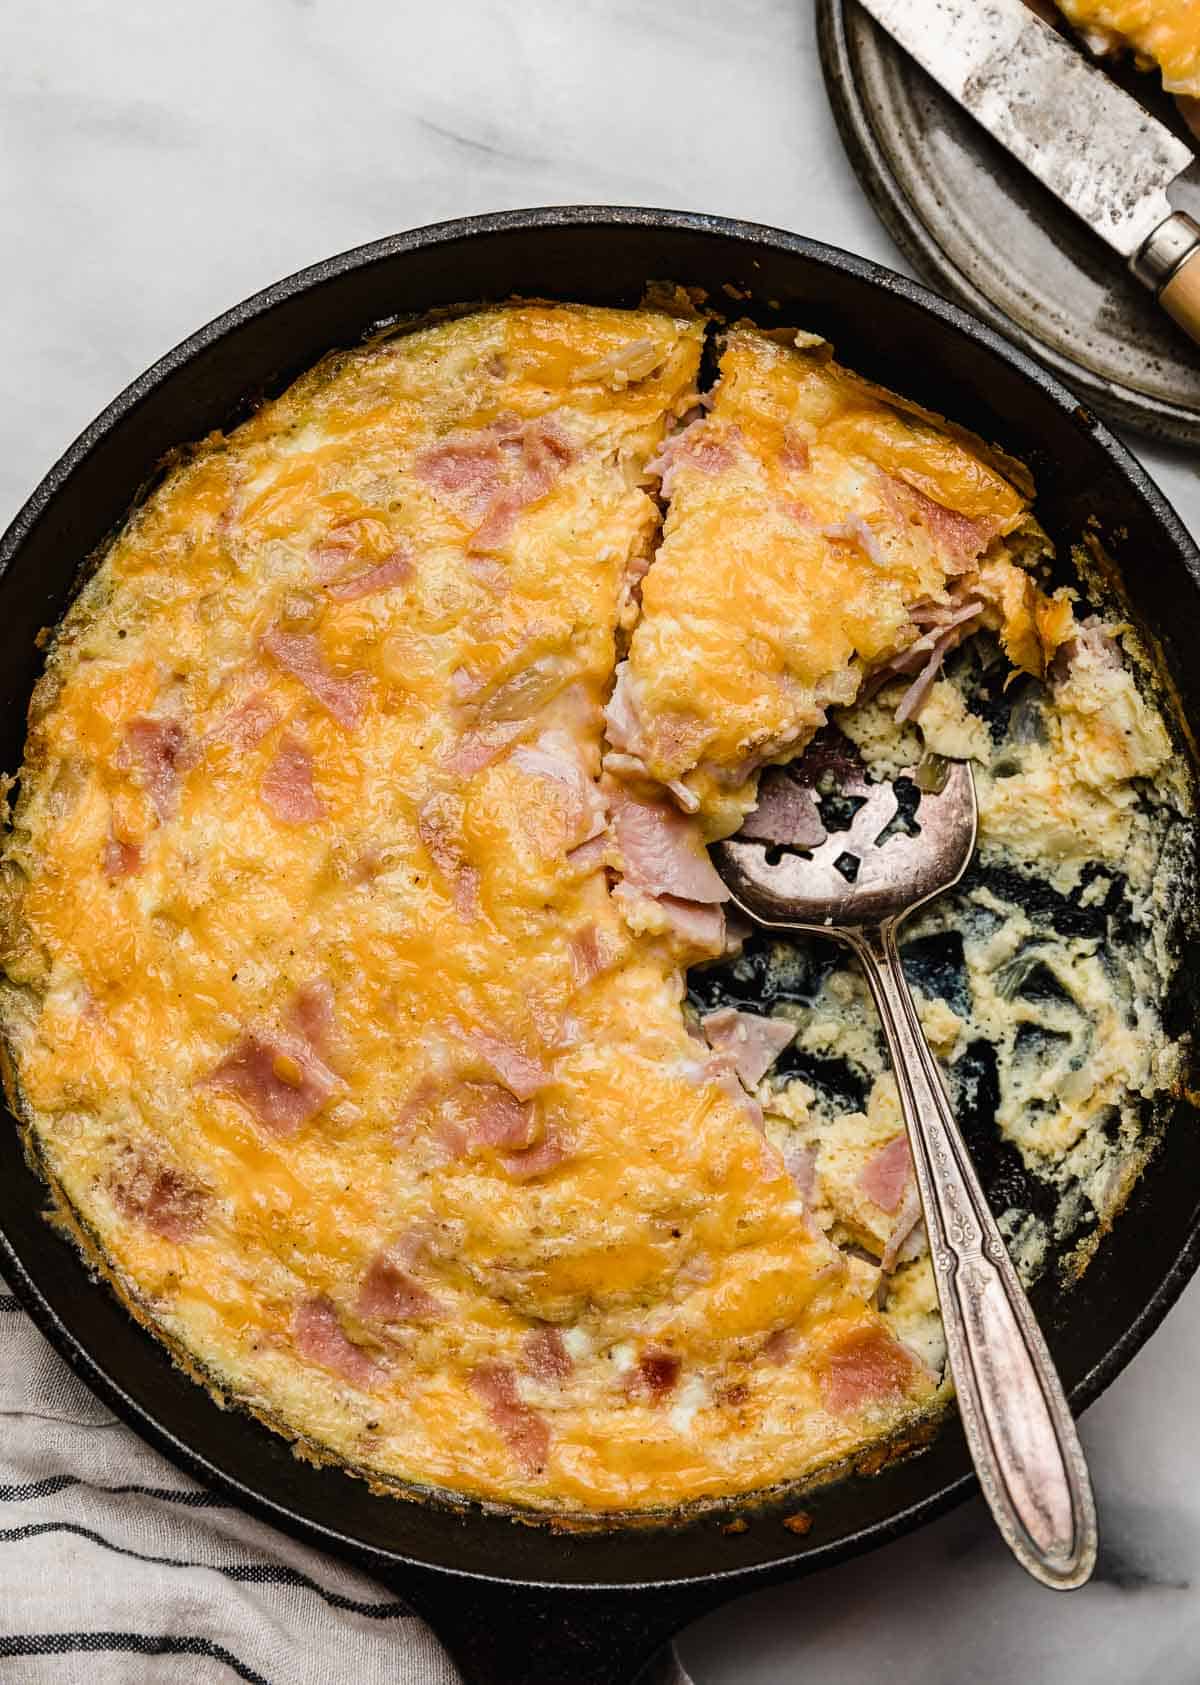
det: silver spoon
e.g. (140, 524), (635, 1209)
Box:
(713, 755), (1097, 1590)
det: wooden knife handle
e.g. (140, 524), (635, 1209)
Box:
(1160, 248), (1200, 348)
(1133, 212), (1200, 350)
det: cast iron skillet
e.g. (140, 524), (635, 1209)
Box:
(2, 207), (1200, 1685)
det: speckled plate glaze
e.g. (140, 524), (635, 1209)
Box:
(818, 0), (1200, 444)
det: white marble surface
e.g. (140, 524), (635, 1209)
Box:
(3, 2), (1200, 1679)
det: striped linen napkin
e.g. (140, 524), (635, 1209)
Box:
(0, 1282), (691, 1683)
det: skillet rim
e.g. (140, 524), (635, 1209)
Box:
(2, 203), (1199, 1599)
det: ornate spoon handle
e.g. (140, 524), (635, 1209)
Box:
(846, 917), (1098, 1590)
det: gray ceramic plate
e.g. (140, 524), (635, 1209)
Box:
(818, 0), (1200, 444)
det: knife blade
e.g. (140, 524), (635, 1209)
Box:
(855, 0), (1200, 347)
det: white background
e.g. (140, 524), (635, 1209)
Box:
(3, 3), (1199, 1679)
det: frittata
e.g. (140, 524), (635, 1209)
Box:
(0, 302), (1186, 1518)
(1052, 0), (1200, 97)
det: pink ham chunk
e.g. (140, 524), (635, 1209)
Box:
(418, 793), (481, 918)
(461, 1083), (539, 1152)
(467, 1028), (548, 1102)
(859, 1134), (914, 1215)
(415, 414), (573, 552)
(124, 717), (188, 822)
(880, 1180), (924, 1276)
(208, 1027), (339, 1136)
(824, 514), (886, 569)
(293, 1297), (384, 1390)
(628, 1349), (681, 1402)
(701, 1007), (796, 1089)
(259, 734), (325, 824)
(652, 894), (726, 954)
(645, 417), (736, 497)
(739, 768), (826, 849)
(470, 1362), (550, 1473)
(783, 1145), (817, 1205)
(102, 833), (141, 881)
(511, 733), (608, 852)
(355, 1251), (442, 1324)
(568, 923), (617, 987)
(522, 1326), (573, 1383)
(204, 693), (280, 755)
(110, 1150), (207, 1242)
(261, 629), (369, 729)
(443, 719), (529, 779)
(608, 786), (729, 904)
(287, 979), (336, 1061)
(819, 1324), (923, 1415)
(325, 549), (414, 602)
(498, 1126), (567, 1182)
(887, 476), (998, 573)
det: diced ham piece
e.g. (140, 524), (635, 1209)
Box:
(859, 1134), (913, 1215)
(893, 611), (982, 723)
(780, 430), (811, 473)
(205, 693), (280, 755)
(564, 833), (608, 876)
(613, 884), (726, 955)
(629, 1349), (681, 1401)
(499, 1127), (567, 1182)
(102, 833), (141, 881)
(603, 663), (643, 757)
(654, 892), (726, 954)
(783, 1145), (817, 1205)
(293, 1297), (384, 1390)
(824, 515), (886, 569)
(260, 733), (325, 824)
(569, 923), (616, 987)
(880, 1180), (924, 1276)
(703, 1060), (766, 1132)
(645, 418), (736, 497)
(888, 476), (996, 572)
(110, 1151), (207, 1242)
(208, 1026), (339, 1136)
(701, 1007), (796, 1089)
(609, 787), (729, 904)
(124, 717), (188, 822)
(355, 1251), (442, 1324)
(511, 733), (608, 851)
(468, 1028), (548, 1101)
(287, 979), (336, 1061)
(740, 769), (827, 849)
(261, 629), (369, 729)
(443, 720), (529, 779)
(462, 1083), (539, 1151)
(470, 1362), (550, 1473)
(418, 793), (480, 918)
(819, 1324), (922, 1414)
(325, 549), (414, 602)
(414, 414), (573, 551)
(522, 1326), (573, 1383)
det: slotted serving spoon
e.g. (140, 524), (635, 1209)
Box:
(713, 755), (1098, 1590)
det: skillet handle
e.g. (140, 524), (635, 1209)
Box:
(393, 1572), (703, 1685)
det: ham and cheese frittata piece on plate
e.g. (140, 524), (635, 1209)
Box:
(1052, 0), (1200, 97)
(0, 304), (941, 1517)
(606, 327), (1072, 838)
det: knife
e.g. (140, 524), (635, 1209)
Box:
(855, 0), (1200, 349)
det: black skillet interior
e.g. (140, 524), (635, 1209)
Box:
(3, 208), (1200, 1685)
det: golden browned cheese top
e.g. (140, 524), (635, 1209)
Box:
(0, 306), (947, 1514)
(613, 330), (1062, 837)
(1056, 0), (1200, 93)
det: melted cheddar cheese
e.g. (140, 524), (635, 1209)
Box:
(1054, 0), (1200, 95)
(610, 330), (1070, 838)
(0, 306), (956, 1516)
